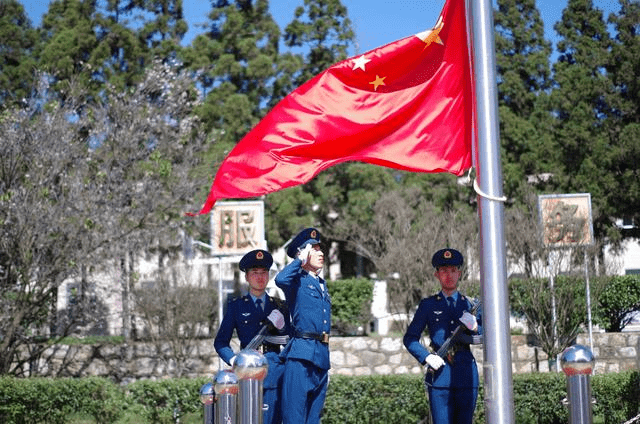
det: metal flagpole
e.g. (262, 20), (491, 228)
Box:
(584, 249), (594, 353)
(467, 0), (515, 422)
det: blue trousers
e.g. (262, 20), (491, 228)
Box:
(263, 352), (285, 424)
(281, 358), (328, 424)
(427, 386), (478, 424)
(263, 386), (281, 424)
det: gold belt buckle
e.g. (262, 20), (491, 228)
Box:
(322, 332), (330, 343)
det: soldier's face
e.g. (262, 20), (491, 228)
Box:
(246, 267), (269, 295)
(306, 244), (324, 272)
(435, 265), (461, 291)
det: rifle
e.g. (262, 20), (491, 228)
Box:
(245, 325), (269, 351)
(244, 324), (289, 352)
(434, 299), (482, 363)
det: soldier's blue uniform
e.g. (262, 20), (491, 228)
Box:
(403, 248), (483, 424)
(275, 228), (331, 424)
(214, 250), (290, 424)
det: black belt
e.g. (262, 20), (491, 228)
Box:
(258, 343), (282, 354)
(294, 331), (330, 344)
(431, 342), (471, 352)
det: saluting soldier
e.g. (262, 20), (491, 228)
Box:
(403, 248), (483, 424)
(275, 228), (330, 424)
(214, 249), (290, 424)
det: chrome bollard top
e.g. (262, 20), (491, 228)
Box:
(233, 349), (269, 381)
(560, 344), (595, 376)
(214, 369), (239, 395)
(199, 382), (214, 405)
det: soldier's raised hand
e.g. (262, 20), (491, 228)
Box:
(297, 243), (313, 266)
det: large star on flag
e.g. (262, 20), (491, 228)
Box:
(418, 16), (445, 47)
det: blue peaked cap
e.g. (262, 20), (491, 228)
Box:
(431, 248), (464, 268)
(239, 249), (273, 272)
(286, 228), (321, 259)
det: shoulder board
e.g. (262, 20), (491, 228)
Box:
(460, 294), (475, 304)
(227, 294), (246, 304)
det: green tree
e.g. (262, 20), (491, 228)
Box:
(327, 277), (374, 335)
(602, 0), (640, 237)
(181, 0), (282, 203)
(593, 275), (640, 332)
(282, 0), (354, 89)
(264, 185), (316, 249)
(135, 0), (188, 60)
(0, 0), (38, 110)
(548, 0), (615, 248)
(494, 0), (552, 117)
(37, 0), (100, 93)
(264, 0), (357, 249)
(89, 0), (149, 91)
(190, 0), (280, 142)
(493, 0), (556, 203)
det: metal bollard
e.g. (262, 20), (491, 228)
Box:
(233, 349), (269, 424)
(560, 344), (595, 424)
(200, 382), (214, 424)
(214, 369), (239, 424)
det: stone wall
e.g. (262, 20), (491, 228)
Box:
(25, 332), (638, 381)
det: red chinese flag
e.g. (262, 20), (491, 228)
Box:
(193, 0), (474, 215)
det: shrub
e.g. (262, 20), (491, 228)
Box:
(0, 371), (637, 423)
(328, 277), (374, 335)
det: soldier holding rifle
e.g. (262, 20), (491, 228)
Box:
(403, 248), (483, 424)
(214, 249), (290, 424)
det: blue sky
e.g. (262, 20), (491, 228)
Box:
(22, 0), (620, 58)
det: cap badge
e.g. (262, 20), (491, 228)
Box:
(310, 230), (317, 239)
(444, 250), (452, 259)
(256, 251), (264, 260)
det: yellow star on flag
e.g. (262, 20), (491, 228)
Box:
(369, 75), (386, 91)
(352, 55), (371, 71)
(416, 15), (444, 47)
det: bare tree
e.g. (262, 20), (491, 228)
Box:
(505, 193), (594, 368)
(334, 187), (478, 327)
(132, 266), (216, 378)
(504, 193), (550, 279)
(0, 62), (211, 375)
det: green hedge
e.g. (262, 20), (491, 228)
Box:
(323, 374), (429, 423)
(0, 372), (638, 423)
(0, 376), (127, 424)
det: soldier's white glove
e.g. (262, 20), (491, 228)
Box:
(229, 355), (236, 366)
(424, 354), (445, 371)
(460, 311), (478, 332)
(297, 243), (313, 266)
(267, 309), (285, 330)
